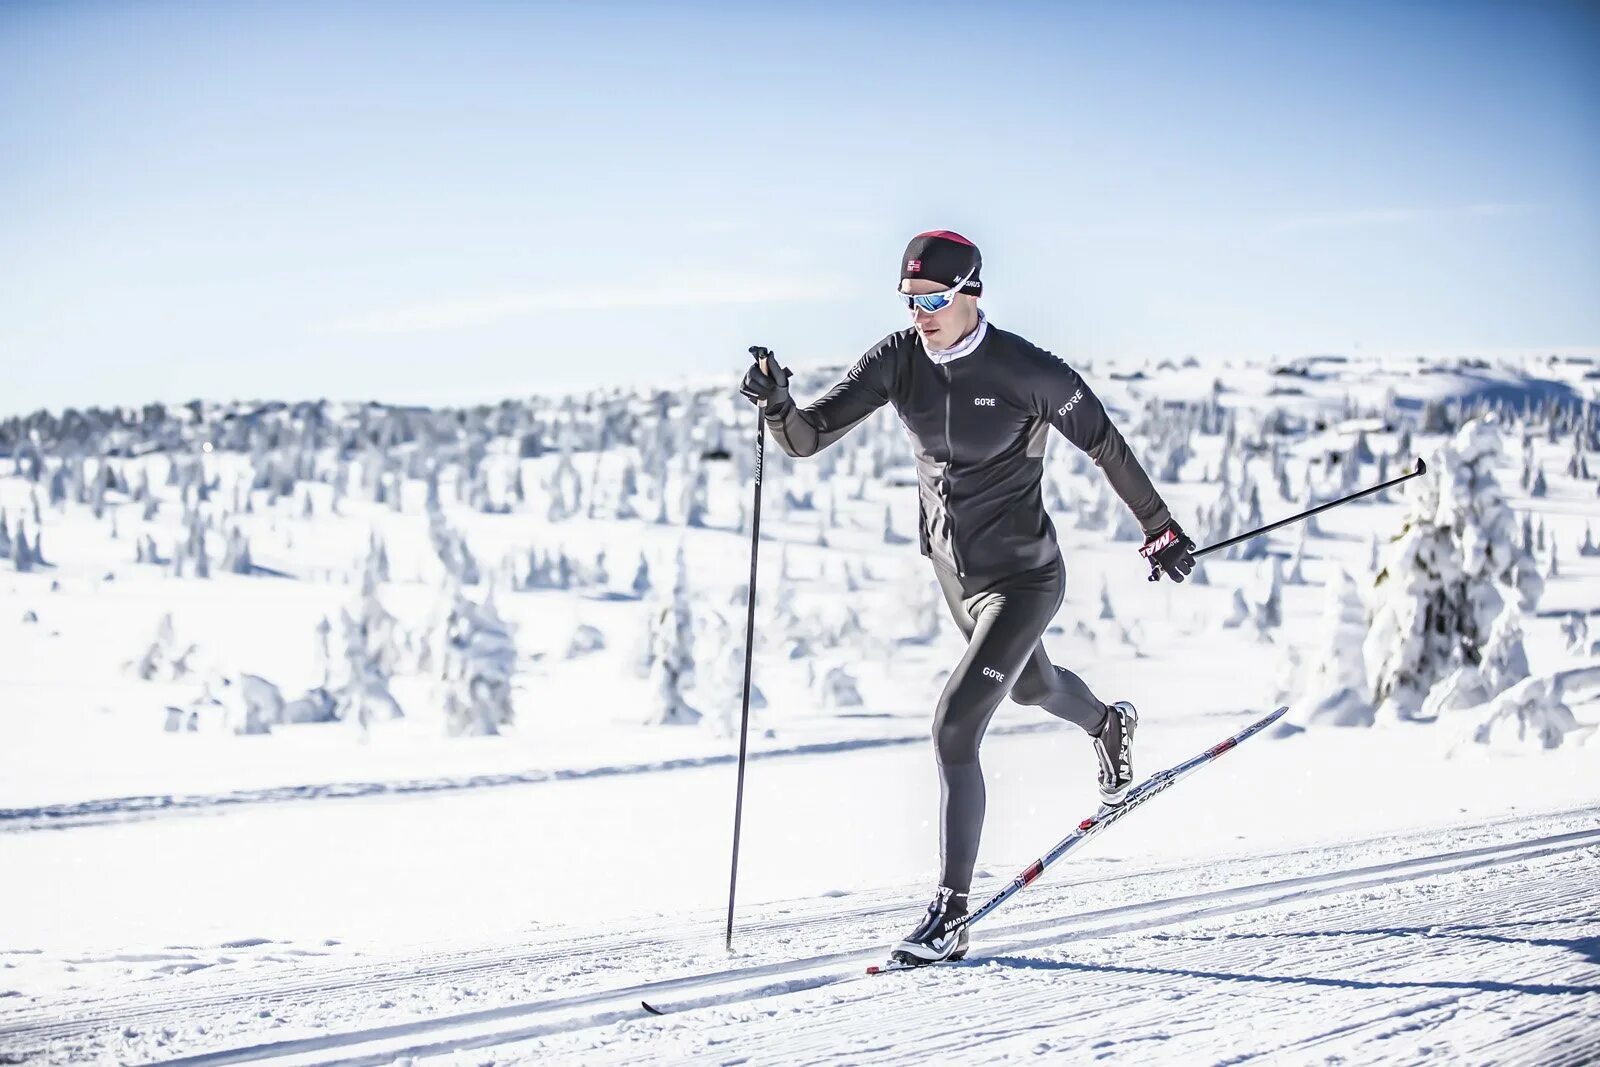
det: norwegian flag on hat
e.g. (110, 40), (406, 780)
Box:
(906, 259), (922, 273)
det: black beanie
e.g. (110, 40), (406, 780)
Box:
(901, 230), (982, 296)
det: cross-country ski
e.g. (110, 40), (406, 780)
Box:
(867, 705), (1289, 974)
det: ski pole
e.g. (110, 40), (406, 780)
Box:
(725, 350), (771, 950)
(1150, 456), (1427, 581)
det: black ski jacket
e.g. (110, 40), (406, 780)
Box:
(763, 325), (1171, 581)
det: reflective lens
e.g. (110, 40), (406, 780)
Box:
(900, 265), (976, 314)
(903, 288), (959, 314)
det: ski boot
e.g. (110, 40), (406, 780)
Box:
(888, 886), (970, 967)
(1094, 701), (1138, 807)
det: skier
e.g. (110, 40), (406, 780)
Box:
(739, 230), (1196, 966)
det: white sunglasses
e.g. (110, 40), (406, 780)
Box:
(901, 265), (977, 314)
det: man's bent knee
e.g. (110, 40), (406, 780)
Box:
(1008, 676), (1051, 706)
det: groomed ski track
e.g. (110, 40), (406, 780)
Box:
(4, 808), (1597, 1065)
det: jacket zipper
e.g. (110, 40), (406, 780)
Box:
(941, 363), (963, 577)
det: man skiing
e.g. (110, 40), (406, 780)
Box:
(739, 230), (1196, 967)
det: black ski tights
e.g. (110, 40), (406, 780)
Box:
(930, 554), (1108, 895)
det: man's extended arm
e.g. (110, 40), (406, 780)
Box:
(1037, 353), (1172, 535)
(762, 341), (896, 459)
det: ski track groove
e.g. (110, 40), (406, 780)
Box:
(5, 815), (1596, 1065)
(7, 822), (1593, 1065)
(590, 850), (1598, 1066)
(0, 722), (1072, 834)
(12, 811), (1570, 1044)
(380, 842), (1600, 1065)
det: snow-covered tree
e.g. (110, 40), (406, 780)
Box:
(1365, 418), (1544, 720)
(1220, 587), (1250, 628)
(631, 551), (652, 598)
(10, 518), (32, 573)
(1580, 524), (1599, 558)
(567, 622), (605, 658)
(1286, 530), (1308, 584)
(334, 586), (404, 728)
(883, 503), (913, 545)
(1289, 566), (1371, 728)
(126, 613), (197, 681)
(171, 507), (210, 579)
(701, 609), (766, 736)
(440, 589), (517, 736)
(427, 506), (480, 585)
(898, 569), (942, 645)
(314, 615), (333, 685)
(220, 526), (253, 575)
(1479, 602), (1531, 697)
(282, 685), (337, 725)
(643, 596), (700, 725)
(1561, 612), (1589, 655)
(667, 544), (696, 690)
(1460, 667), (1600, 751)
(362, 531), (391, 590)
(228, 674), (287, 735)
(1253, 557), (1284, 634)
(682, 467), (709, 528)
(812, 661), (863, 707)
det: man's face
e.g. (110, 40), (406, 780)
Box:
(899, 278), (979, 351)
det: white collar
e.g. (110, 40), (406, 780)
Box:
(923, 310), (988, 365)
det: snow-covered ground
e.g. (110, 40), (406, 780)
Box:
(2, 347), (1598, 1062)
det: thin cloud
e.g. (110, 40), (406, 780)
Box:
(327, 277), (849, 335)
(1273, 202), (1537, 233)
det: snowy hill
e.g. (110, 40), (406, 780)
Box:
(1, 348), (1597, 1063)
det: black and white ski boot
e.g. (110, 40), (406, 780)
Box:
(888, 886), (970, 967)
(1094, 701), (1138, 807)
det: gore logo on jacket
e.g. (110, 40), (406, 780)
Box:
(762, 325), (1171, 580)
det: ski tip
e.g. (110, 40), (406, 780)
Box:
(641, 1000), (665, 1016)
(865, 965), (882, 975)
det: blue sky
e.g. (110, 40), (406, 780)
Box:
(2, 0), (1597, 416)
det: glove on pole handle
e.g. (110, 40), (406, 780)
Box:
(726, 349), (769, 950)
(1149, 457), (1427, 582)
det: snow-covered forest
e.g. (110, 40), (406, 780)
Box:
(3, 350), (1596, 765)
(3, 348), (1598, 1062)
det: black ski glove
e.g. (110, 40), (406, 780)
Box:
(740, 346), (793, 414)
(1141, 519), (1197, 583)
